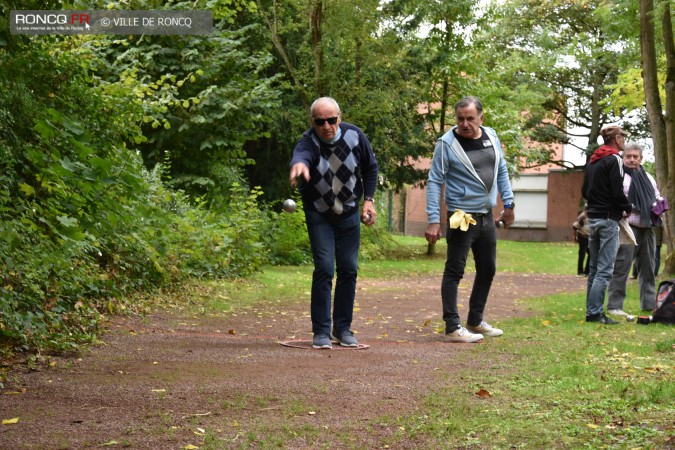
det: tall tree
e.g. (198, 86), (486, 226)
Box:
(639, 0), (675, 272)
(382, 0), (479, 136)
(67, 0), (283, 204)
(485, 0), (643, 168)
(247, 0), (431, 200)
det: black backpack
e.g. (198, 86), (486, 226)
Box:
(653, 280), (675, 324)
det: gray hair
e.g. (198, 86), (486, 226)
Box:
(310, 97), (340, 116)
(624, 142), (643, 156)
(454, 96), (483, 116)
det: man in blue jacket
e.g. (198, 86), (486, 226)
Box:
(289, 97), (378, 349)
(425, 96), (515, 343)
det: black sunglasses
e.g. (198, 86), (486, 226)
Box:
(313, 116), (339, 126)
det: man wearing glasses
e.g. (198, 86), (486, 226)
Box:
(289, 97), (378, 349)
(582, 125), (632, 325)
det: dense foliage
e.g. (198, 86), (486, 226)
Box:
(0, 36), (278, 354)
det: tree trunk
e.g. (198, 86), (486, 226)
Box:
(639, 0), (675, 274)
(309, 0), (325, 96)
(662, 0), (675, 273)
(257, 0), (309, 109)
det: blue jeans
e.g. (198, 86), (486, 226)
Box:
(441, 212), (496, 332)
(305, 209), (360, 335)
(586, 218), (619, 316)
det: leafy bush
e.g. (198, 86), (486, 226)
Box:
(359, 209), (400, 261)
(265, 198), (311, 266)
(0, 37), (270, 356)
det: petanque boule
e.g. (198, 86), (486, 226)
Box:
(361, 213), (371, 224)
(282, 199), (297, 213)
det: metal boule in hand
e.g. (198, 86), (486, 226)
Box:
(282, 199), (297, 213)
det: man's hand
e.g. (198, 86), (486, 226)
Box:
(289, 163), (310, 187)
(499, 208), (516, 228)
(425, 223), (442, 244)
(361, 199), (376, 226)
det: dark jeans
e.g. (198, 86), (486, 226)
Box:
(577, 235), (589, 275)
(441, 212), (496, 332)
(610, 227), (656, 311)
(633, 246), (662, 277)
(305, 208), (360, 335)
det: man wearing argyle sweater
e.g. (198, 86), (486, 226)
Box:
(289, 97), (378, 349)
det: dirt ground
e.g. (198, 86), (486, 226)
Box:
(0, 272), (585, 449)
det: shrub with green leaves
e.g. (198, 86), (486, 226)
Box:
(0, 35), (271, 355)
(265, 198), (311, 266)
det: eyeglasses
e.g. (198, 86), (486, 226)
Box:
(313, 116), (339, 126)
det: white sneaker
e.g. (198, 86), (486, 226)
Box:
(466, 321), (504, 337)
(607, 309), (635, 322)
(444, 326), (483, 343)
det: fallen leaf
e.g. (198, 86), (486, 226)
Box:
(476, 388), (491, 398)
(151, 389), (166, 393)
(228, 329), (236, 335)
(541, 320), (551, 326)
(183, 445), (199, 450)
(586, 424), (598, 429)
(101, 440), (118, 446)
(2, 417), (19, 425)
(2, 389), (26, 395)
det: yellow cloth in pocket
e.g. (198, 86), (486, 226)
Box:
(449, 210), (477, 231)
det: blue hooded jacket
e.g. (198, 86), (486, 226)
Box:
(426, 126), (514, 223)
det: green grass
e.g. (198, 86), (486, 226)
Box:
(363, 236), (580, 276)
(185, 237), (673, 449)
(365, 238), (673, 449)
(191, 238), (582, 309)
(396, 290), (674, 449)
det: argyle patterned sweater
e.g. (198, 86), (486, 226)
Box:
(290, 123), (378, 214)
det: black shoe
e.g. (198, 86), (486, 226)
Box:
(586, 313), (620, 325)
